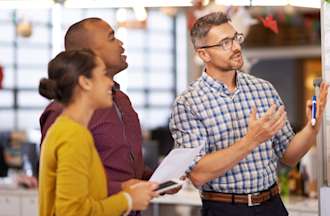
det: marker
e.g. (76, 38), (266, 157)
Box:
(311, 95), (316, 126)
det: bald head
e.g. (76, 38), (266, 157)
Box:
(64, 17), (128, 77)
(64, 17), (102, 51)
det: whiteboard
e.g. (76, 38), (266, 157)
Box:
(322, 0), (330, 185)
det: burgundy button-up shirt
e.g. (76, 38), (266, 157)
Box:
(39, 83), (152, 195)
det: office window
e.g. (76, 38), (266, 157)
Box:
(1, 66), (14, 88)
(17, 68), (48, 88)
(0, 24), (15, 43)
(0, 111), (15, 129)
(124, 10), (176, 129)
(0, 47), (14, 65)
(0, 7), (180, 131)
(0, 91), (13, 107)
(0, 9), (51, 130)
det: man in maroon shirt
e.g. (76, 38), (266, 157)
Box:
(39, 18), (153, 207)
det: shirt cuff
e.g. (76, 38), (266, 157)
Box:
(122, 192), (132, 216)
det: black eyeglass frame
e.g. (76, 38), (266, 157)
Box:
(197, 32), (245, 50)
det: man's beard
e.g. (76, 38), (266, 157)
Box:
(225, 50), (244, 71)
(218, 58), (244, 72)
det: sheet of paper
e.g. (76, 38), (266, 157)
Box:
(149, 144), (204, 182)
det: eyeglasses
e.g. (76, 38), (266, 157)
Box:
(198, 33), (244, 50)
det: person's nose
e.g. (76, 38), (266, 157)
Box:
(117, 38), (124, 46)
(231, 39), (241, 51)
(117, 39), (125, 52)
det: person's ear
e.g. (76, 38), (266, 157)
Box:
(78, 75), (92, 91)
(197, 48), (211, 63)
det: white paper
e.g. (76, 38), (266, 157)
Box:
(149, 144), (204, 182)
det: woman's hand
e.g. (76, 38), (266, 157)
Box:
(125, 181), (158, 211)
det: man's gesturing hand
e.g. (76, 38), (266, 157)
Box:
(245, 103), (287, 147)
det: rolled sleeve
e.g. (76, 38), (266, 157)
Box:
(169, 101), (207, 173)
(270, 86), (295, 159)
(273, 120), (295, 159)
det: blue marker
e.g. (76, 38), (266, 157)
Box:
(311, 95), (316, 126)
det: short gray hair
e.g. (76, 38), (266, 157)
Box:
(190, 12), (231, 48)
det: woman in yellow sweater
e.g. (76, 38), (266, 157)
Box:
(38, 49), (158, 216)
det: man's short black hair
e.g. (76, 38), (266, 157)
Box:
(64, 17), (102, 50)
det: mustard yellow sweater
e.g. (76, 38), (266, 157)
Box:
(39, 115), (128, 216)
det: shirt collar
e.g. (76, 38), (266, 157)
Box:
(113, 81), (121, 91)
(112, 81), (121, 95)
(201, 70), (243, 96)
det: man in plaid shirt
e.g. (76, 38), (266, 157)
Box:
(170, 12), (328, 216)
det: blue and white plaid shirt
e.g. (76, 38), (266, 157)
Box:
(170, 71), (295, 194)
